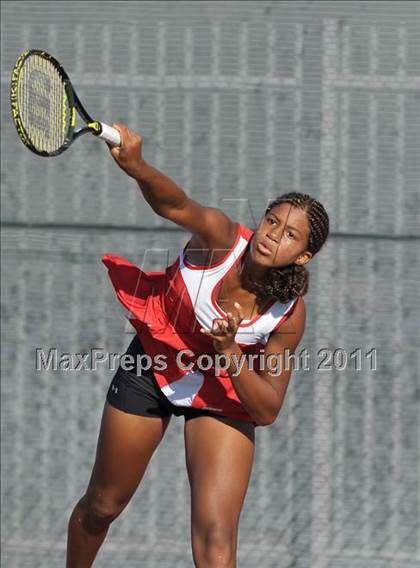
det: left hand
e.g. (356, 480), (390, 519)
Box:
(200, 302), (245, 353)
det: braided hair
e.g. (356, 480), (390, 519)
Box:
(246, 192), (330, 304)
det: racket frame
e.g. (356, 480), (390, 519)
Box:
(10, 49), (119, 157)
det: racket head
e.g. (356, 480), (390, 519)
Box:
(10, 49), (76, 157)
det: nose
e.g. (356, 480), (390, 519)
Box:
(267, 229), (280, 244)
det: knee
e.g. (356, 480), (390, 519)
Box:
(80, 492), (126, 531)
(193, 521), (236, 567)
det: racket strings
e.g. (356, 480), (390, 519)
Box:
(17, 54), (68, 153)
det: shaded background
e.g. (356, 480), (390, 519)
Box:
(1, 1), (419, 566)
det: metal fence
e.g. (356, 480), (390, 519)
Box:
(1, 2), (419, 567)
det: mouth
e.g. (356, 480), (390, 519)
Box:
(256, 239), (273, 256)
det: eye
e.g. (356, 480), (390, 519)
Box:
(267, 217), (276, 224)
(287, 231), (295, 239)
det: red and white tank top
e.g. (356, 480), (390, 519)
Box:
(102, 222), (299, 422)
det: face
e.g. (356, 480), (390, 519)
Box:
(250, 203), (312, 268)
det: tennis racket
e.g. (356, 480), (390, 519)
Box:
(10, 49), (121, 157)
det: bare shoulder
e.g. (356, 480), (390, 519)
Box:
(187, 207), (237, 250)
(162, 195), (237, 252)
(182, 206), (238, 265)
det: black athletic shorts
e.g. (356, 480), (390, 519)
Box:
(106, 334), (234, 422)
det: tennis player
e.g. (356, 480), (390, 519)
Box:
(66, 123), (329, 567)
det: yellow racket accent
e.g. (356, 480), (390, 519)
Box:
(88, 121), (101, 133)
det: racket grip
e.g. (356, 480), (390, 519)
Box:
(97, 122), (121, 146)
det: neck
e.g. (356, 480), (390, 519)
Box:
(239, 243), (268, 290)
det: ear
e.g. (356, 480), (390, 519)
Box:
(295, 251), (312, 266)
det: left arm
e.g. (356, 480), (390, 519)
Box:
(201, 298), (306, 426)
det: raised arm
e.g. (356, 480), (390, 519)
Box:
(108, 122), (236, 251)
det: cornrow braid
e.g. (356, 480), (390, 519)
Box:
(246, 192), (330, 305)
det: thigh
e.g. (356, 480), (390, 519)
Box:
(184, 416), (255, 530)
(85, 401), (171, 510)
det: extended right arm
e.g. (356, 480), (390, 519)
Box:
(108, 122), (236, 251)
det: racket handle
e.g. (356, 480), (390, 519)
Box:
(97, 122), (121, 146)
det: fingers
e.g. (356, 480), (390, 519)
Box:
(201, 303), (244, 336)
(109, 123), (123, 158)
(225, 302), (244, 331)
(200, 318), (227, 338)
(200, 317), (237, 337)
(199, 328), (218, 341)
(225, 312), (237, 333)
(109, 123), (142, 147)
(234, 301), (245, 321)
(107, 122), (144, 177)
(212, 319), (229, 334)
(200, 327), (222, 342)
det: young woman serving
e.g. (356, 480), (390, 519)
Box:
(66, 123), (330, 568)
